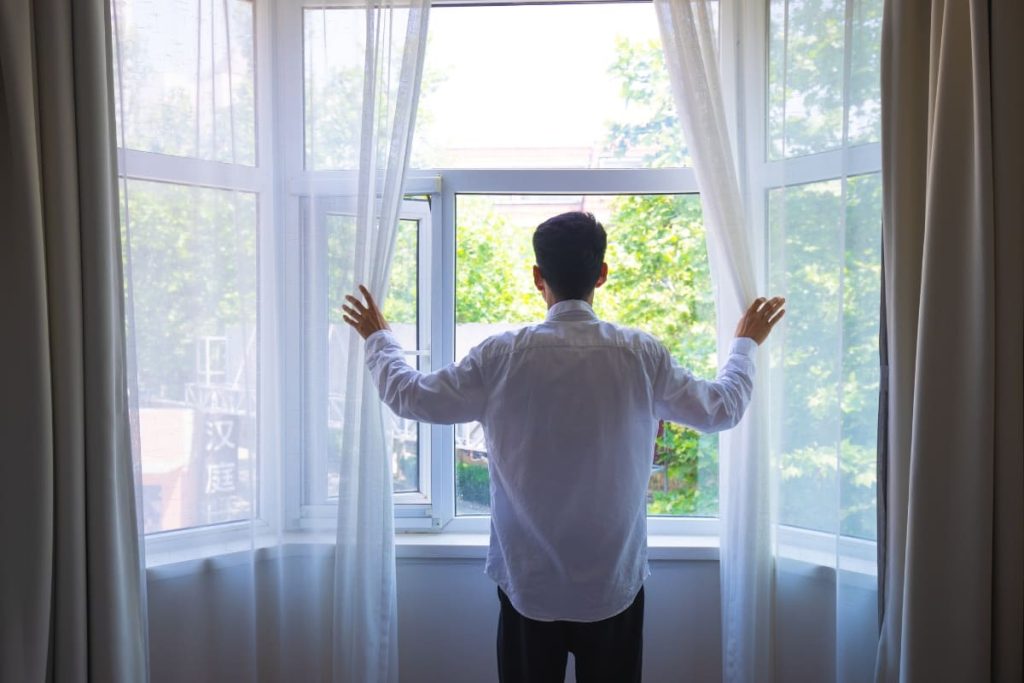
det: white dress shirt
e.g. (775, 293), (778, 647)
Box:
(365, 299), (757, 622)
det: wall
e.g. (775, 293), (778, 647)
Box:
(146, 550), (876, 682)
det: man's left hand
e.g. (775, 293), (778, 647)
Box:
(342, 284), (391, 340)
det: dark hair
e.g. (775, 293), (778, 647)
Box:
(532, 211), (607, 301)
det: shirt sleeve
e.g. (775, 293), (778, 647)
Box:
(364, 329), (487, 425)
(652, 337), (757, 432)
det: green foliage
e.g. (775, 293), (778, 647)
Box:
(604, 38), (688, 167)
(122, 181), (257, 402)
(382, 219), (419, 324)
(768, 174), (881, 538)
(768, 0), (882, 157)
(456, 461), (491, 508)
(647, 422), (719, 516)
(600, 44), (717, 515)
(595, 194), (716, 374)
(455, 197), (543, 324)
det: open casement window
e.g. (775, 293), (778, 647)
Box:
(299, 198), (433, 526)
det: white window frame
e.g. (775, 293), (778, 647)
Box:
(297, 196), (434, 530)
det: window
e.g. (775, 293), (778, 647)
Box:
(764, 0), (883, 539)
(292, 0), (719, 530)
(114, 0), (882, 544)
(301, 198), (431, 506)
(453, 193), (718, 517)
(413, 3), (688, 169)
(113, 0), (262, 536)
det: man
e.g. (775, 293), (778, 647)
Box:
(342, 211), (785, 683)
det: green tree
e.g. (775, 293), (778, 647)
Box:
(601, 40), (719, 515)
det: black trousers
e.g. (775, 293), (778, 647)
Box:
(496, 586), (644, 683)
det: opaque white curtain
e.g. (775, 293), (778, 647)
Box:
(112, 0), (429, 680)
(0, 0), (149, 680)
(875, 1), (1023, 680)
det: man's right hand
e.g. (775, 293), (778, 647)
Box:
(734, 296), (786, 345)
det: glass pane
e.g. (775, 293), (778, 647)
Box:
(840, 174), (881, 538)
(304, 7), (423, 170)
(123, 180), (258, 534)
(111, 0), (255, 165)
(303, 8), (364, 169)
(768, 0), (883, 158)
(454, 194), (717, 516)
(768, 0), (847, 158)
(766, 0), (788, 160)
(324, 215), (420, 496)
(847, 0), (883, 145)
(412, 3), (688, 169)
(768, 174), (880, 538)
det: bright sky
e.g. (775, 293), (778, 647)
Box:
(416, 3), (664, 151)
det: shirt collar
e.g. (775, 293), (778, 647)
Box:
(545, 299), (598, 322)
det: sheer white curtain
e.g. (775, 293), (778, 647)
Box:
(112, 0), (428, 680)
(655, 2), (771, 680)
(657, 1), (881, 681)
(330, 1), (430, 681)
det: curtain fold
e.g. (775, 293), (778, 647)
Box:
(876, 0), (1023, 680)
(331, 3), (430, 682)
(0, 0), (149, 680)
(654, 2), (772, 681)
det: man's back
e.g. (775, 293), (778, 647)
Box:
(478, 300), (667, 622)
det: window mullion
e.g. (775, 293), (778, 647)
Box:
(427, 179), (457, 529)
(118, 149), (261, 192)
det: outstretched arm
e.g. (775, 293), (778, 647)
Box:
(654, 296), (785, 431)
(343, 285), (487, 425)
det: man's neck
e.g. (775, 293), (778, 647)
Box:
(546, 294), (595, 309)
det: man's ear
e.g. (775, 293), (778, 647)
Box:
(594, 262), (609, 289)
(533, 265), (545, 292)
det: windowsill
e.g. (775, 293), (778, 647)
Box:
(143, 522), (876, 587)
(393, 531), (719, 561)
(144, 528), (721, 571)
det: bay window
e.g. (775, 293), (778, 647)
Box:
(114, 0), (881, 555)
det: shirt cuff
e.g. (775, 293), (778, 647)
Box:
(364, 328), (396, 353)
(730, 337), (759, 357)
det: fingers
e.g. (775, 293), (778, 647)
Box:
(358, 284), (378, 310)
(767, 308), (786, 328)
(342, 286), (383, 340)
(757, 296), (786, 319)
(344, 294), (367, 313)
